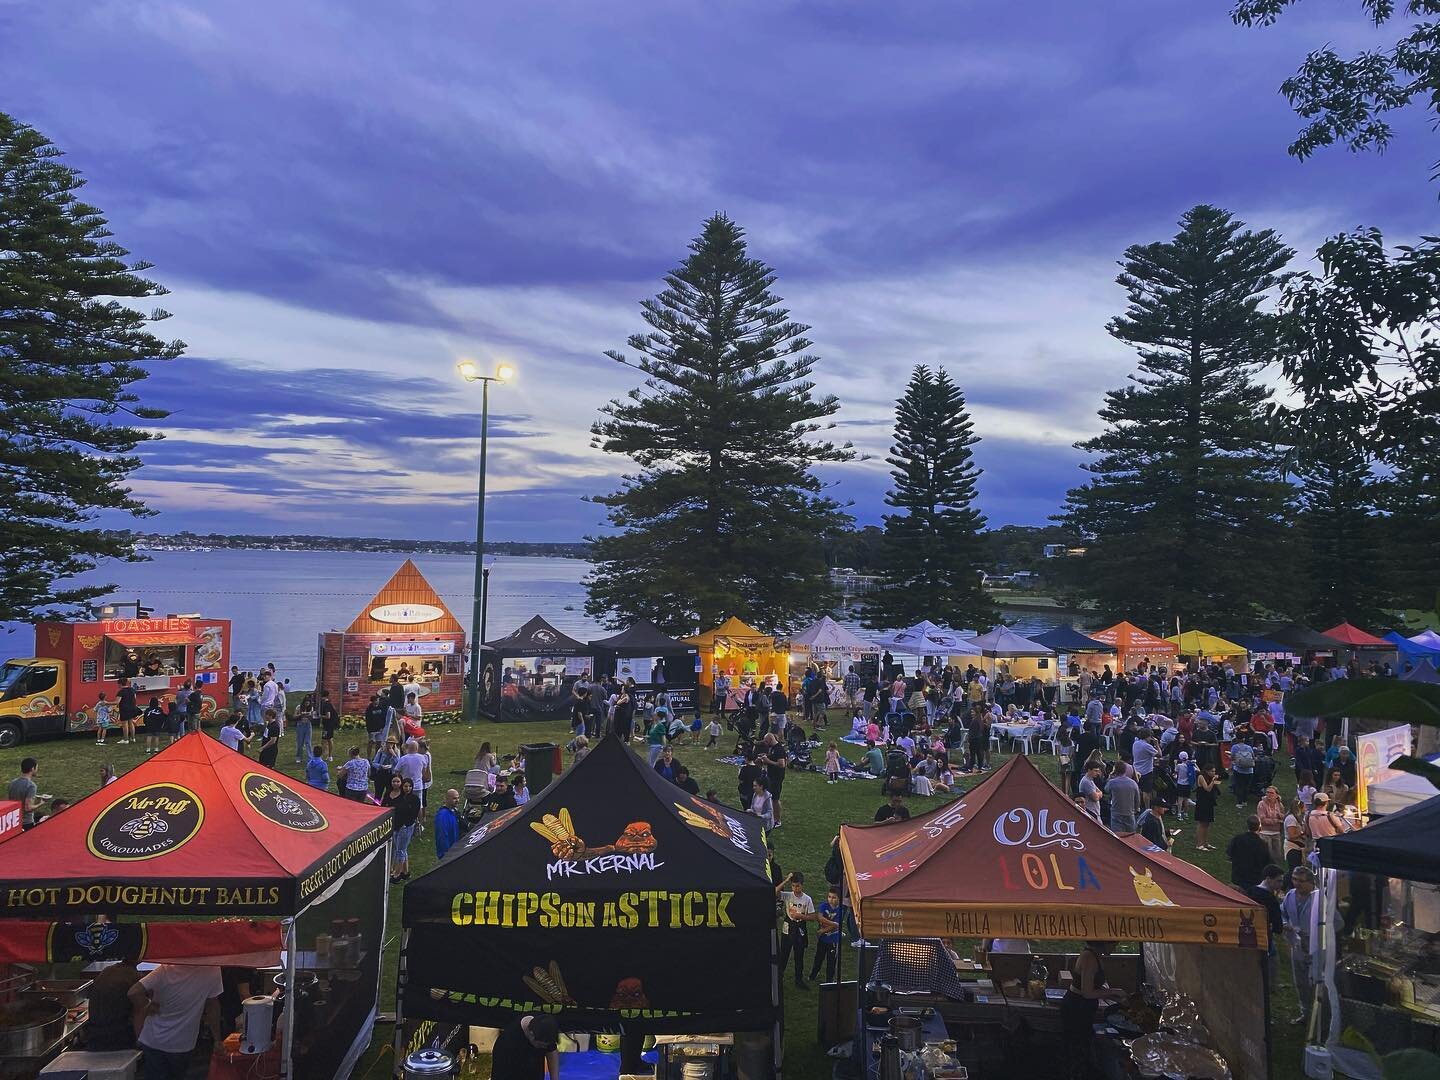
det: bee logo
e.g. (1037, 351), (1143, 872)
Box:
(120, 812), (170, 840)
(241, 773), (327, 832)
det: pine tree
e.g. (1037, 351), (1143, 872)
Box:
(861, 366), (995, 630)
(1293, 417), (1391, 626)
(1058, 205), (1295, 627)
(0, 113), (185, 622)
(585, 214), (853, 636)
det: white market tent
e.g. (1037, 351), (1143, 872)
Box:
(1368, 754), (1440, 815)
(1409, 629), (1440, 650)
(968, 625), (1055, 658)
(872, 619), (981, 657)
(789, 616), (879, 660)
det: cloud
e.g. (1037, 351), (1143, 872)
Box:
(6, 0), (1435, 537)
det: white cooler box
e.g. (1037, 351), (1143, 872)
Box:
(41, 1049), (141, 1080)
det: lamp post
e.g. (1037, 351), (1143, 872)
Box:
(458, 360), (514, 724)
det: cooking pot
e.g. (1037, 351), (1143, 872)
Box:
(0, 999), (67, 1057)
(888, 1015), (922, 1051)
(403, 1048), (455, 1078)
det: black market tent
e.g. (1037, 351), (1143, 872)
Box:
(1269, 623), (1348, 654)
(397, 735), (778, 1038)
(589, 620), (699, 707)
(1030, 625), (1116, 654)
(480, 616), (594, 722)
(1227, 634), (1296, 659)
(0, 733), (392, 1080)
(1282, 677), (1440, 728)
(1318, 794), (1440, 884)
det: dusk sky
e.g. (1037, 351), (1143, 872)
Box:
(7, 1), (1436, 541)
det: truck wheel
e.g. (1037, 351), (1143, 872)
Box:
(0, 722), (22, 750)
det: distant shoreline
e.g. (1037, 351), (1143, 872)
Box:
(126, 532), (592, 559)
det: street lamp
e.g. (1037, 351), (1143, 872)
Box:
(457, 359), (514, 723)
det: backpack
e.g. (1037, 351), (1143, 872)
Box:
(1231, 743), (1255, 771)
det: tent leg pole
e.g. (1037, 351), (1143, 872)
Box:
(393, 929), (410, 1080)
(281, 918), (297, 1080)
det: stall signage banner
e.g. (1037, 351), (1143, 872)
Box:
(370, 640), (455, 656)
(370, 603), (445, 625)
(0, 918), (283, 965)
(564, 657), (592, 677)
(1356, 724), (1413, 813)
(100, 617), (192, 635)
(617, 656), (652, 683)
(0, 800), (21, 845)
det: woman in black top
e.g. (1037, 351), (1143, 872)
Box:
(256, 709), (281, 769)
(612, 687), (635, 741)
(390, 779), (422, 881)
(1059, 941), (1121, 1076)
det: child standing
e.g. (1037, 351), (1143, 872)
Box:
(94, 693), (112, 745)
(1173, 751), (1196, 821)
(707, 717), (721, 748)
(824, 741), (841, 784)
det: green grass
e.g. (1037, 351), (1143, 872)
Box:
(0, 714), (1305, 1079)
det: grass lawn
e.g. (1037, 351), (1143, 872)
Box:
(0, 713), (1304, 1080)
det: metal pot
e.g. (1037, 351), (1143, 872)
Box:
(0, 999), (67, 1057)
(403, 1048), (455, 1078)
(888, 1015), (923, 1051)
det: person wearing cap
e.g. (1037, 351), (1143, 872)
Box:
(1136, 798), (1171, 851)
(491, 1012), (560, 1079)
(1306, 792), (1346, 838)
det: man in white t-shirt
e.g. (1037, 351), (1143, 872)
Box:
(128, 963), (223, 1079)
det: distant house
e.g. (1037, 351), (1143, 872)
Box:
(1043, 544), (1087, 559)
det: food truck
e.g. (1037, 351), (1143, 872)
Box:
(0, 615), (231, 747)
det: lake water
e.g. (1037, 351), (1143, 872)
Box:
(0, 549), (1063, 679)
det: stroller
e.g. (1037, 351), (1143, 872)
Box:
(463, 769), (493, 823)
(786, 725), (814, 770)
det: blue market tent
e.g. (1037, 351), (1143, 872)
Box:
(1030, 626), (1116, 654)
(1383, 630), (1440, 661)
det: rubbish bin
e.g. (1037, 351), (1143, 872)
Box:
(521, 742), (560, 794)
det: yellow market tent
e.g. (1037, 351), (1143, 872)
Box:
(1166, 630), (1248, 665)
(686, 616), (785, 692)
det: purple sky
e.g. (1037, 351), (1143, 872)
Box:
(8, 1), (1435, 540)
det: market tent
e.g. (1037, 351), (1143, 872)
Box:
(1281, 677), (1440, 728)
(588, 620), (698, 704)
(788, 615), (877, 659)
(1403, 660), (1440, 684)
(481, 616), (594, 722)
(1410, 629), (1440, 651)
(1269, 623), (1348, 654)
(1383, 630), (1440, 661)
(686, 615), (785, 695)
(969, 625), (1054, 658)
(1166, 630), (1248, 661)
(1029, 626), (1116, 654)
(1089, 621), (1179, 669)
(840, 753), (1266, 948)
(872, 619), (981, 656)
(1227, 634), (1296, 660)
(398, 735), (777, 1036)
(0, 732), (391, 916)
(0, 733), (392, 1080)
(1368, 759), (1440, 815)
(1318, 793), (1440, 884)
(1323, 621), (1392, 648)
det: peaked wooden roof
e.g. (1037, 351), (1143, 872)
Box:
(345, 559), (464, 635)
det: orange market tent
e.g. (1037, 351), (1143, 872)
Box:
(840, 754), (1272, 1079)
(1089, 621), (1179, 671)
(840, 754), (1265, 948)
(685, 616), (784, 692)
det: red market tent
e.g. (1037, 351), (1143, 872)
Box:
(0, 734), (393, 1080)
(840, 754), (1264, 948)
(1088, 621), (1179, 670)
(1322, 622), (1392, 648)
(0, 733), (390, 917)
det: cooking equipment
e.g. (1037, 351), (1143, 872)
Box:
(240, 995), (276, 1055)
(878, 1035), (902, 1080)
(887, 1015), (922, 1051)
(21, 980), (92, 1009)
(403, 1048), (456, 1078)
(0, 999), (68, 1057)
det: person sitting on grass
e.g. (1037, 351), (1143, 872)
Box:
(874, 791), (911, 823)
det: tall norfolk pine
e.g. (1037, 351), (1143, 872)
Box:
(585, 214), (853, 636)
(1058, 205), (1295, 628)
(0, 113), (184, 623)
(862, 366), (995, 631)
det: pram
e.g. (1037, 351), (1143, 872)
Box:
(463, 769), (492, 822)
